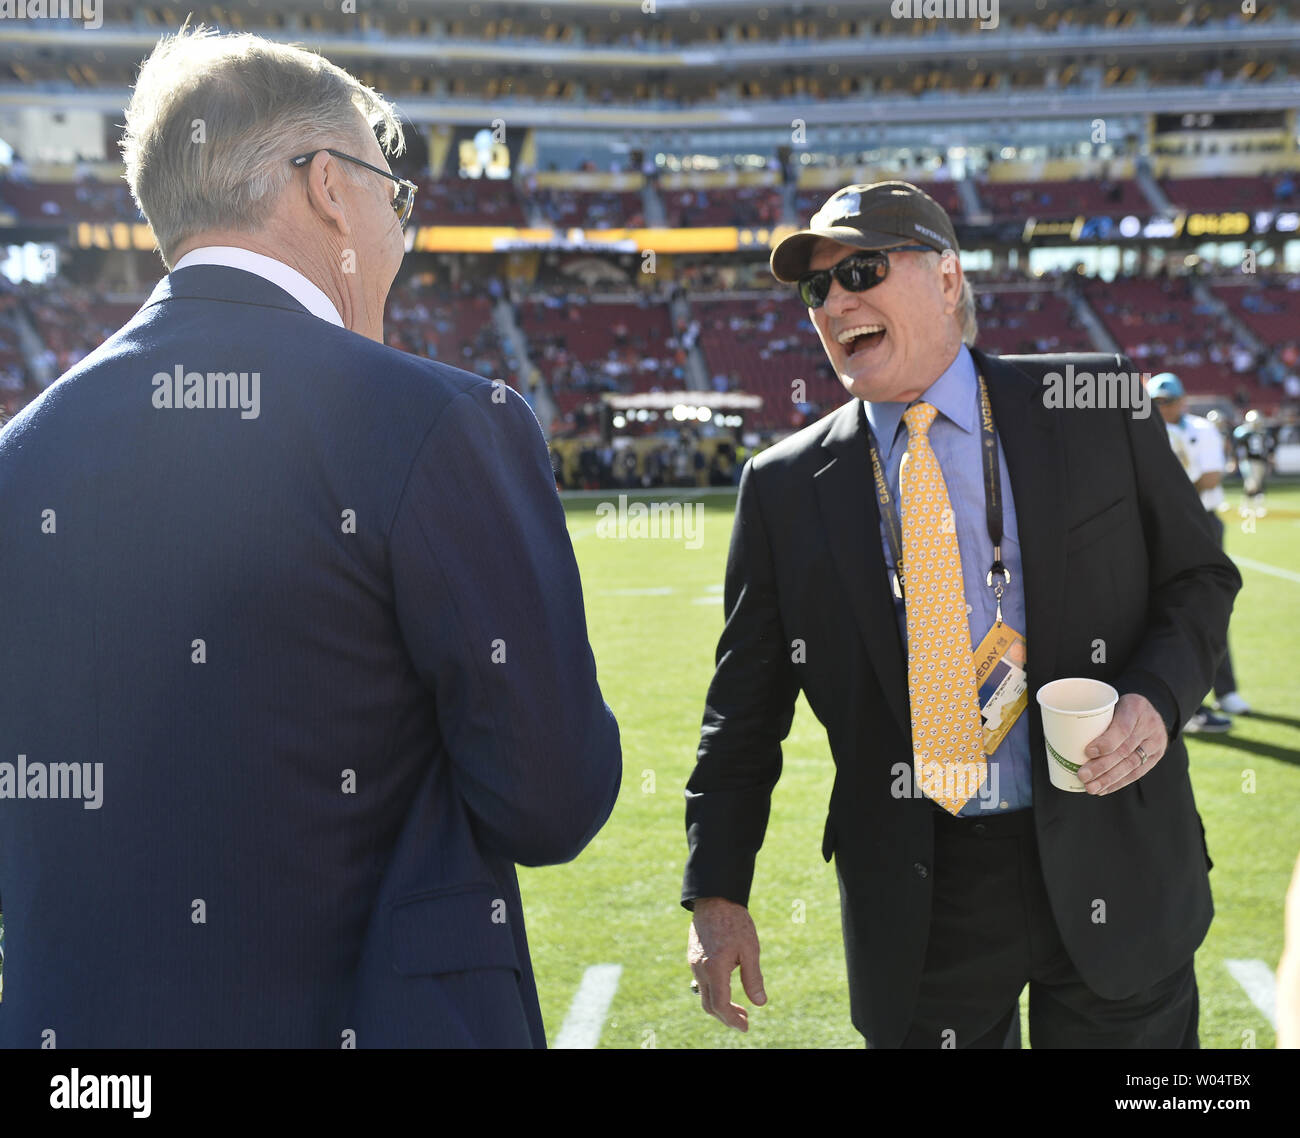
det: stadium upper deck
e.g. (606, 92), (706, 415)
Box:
(0, 0), (1296, 129)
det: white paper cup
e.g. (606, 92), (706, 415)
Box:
(1035, 678), (1119, 792)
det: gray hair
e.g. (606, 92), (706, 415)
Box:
(925, 249), (978, 346)
(958, 274), (978, 347)
(121, 22), (405, 268)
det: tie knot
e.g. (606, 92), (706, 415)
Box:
(903, 401), (939, 437)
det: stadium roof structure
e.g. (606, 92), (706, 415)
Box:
(2, 2), (1298, 131)
(4, 82), (1297, 132)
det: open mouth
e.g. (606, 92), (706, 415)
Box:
(837, 324), (885, 356)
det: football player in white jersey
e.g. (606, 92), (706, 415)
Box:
(1150, 373), (1250, 727)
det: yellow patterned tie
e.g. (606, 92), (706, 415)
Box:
(901, 402), (986, 815)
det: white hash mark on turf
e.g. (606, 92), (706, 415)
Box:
(554, 964), (623, 1049)
(1225, 959), (1277, 1028)
(1231, 556), (1300, 585)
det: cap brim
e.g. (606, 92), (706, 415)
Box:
(770, 227), (928, 282)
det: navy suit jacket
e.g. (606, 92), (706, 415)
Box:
(0, 265), (621, 1047)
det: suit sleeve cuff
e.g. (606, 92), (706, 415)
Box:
(1115, 668), (1182, 741)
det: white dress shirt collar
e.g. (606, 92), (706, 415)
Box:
(172, 246), (344, 328)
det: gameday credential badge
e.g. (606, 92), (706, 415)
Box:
(973, 622), (1028, 757)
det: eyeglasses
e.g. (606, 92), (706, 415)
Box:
(290, 148), (418, 231)
(797, 245), (934, 309)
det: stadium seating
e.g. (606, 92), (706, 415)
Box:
(913, 180), (963, 218)
(970, 286), (1092, 356)
(3, 2), (1298, 447)
(695, 296), (841, 430)
(384, 287), (515, 386)
(1160, 176), (1285, 212)
(977, 179), (1147, 220)
(520, 297), (682, 398)
(411, 178), (527, 227)
(534, 189), (645, 230)
(25, 287), (140, 374)
(663, 186), (784, 229)
(0, 295), (27, 414)
(1216, 278), (1300, 345)
(0, 178), (141, 224)
(1084, 277), (1244, 398)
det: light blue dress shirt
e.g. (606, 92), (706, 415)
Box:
(863, 344), (1032, 814)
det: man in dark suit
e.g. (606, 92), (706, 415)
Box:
(0, 26), (620, 1047)
(682, 181), (1239, 1047)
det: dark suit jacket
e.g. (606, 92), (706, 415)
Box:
(0, 265), (621, 1047)
(682, 349), (1240, 1048)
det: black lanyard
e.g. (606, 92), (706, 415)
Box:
(864, 374), (1011, 623)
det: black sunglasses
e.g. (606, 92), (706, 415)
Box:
(797, 245), (935, 309)
(290, 148), (418, 231)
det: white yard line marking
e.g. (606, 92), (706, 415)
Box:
(1232, 556), (1300, 585)
(1225, 958), (1277, 1029)
(554, 963), (623, 1049)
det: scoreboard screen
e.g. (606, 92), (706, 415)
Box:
(456, 126), (513, 180)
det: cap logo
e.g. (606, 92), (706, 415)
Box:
(914, 223), (945, 245)
(814, 190), (860, 227)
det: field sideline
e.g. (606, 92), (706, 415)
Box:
(518, 480), (1300, 1049)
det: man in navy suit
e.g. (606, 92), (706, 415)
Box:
(0, 25), (620, 1047)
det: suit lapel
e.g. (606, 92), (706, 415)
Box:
(973, 348), (1068, 687)
(813, 398), (912, 739)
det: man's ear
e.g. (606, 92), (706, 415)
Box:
(939, 252), (964, 314)
(302, 150), (352, 238)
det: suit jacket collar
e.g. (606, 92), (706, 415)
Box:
(813, 347), (1067, 741)
(142, 263), (317, 321)
(173, 246), (345, 326)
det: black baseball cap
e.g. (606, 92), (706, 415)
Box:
(770, 180), (959, 282)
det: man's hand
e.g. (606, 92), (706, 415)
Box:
(687, 897), (766, 1031)
(1077, 692), (1168, 796)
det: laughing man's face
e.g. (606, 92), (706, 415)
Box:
(807, 237), (964, 405)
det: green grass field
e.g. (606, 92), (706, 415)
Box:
(518, 480), (1300, 1049)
